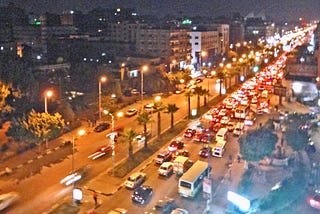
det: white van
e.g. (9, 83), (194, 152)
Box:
(216, 128), (228, 142)
(233, 122), (244, 136)
(212, 140), (226, 157)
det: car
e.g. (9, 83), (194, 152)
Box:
(307, 190), (320, 210)
(183, 128), (196, 138)
(158, 162), (174, 177)
(60, 165), (91, 186)
(192, 132), (202, 143)
(107, 208), (128, 214)
(198, 146), (212, 158)
(88, 145), (112, 160)
(133, 135), (146, 145)
(125, 108), (138, 117)
(212, 123), (222, 132)
(131, 88), (140, 95)
(226, 121), (235, 131)
(218, 109), (227, 116)
(168, 140), (184, 152)
(244, 112), (256, 126)
(175, 89), (185, 94)
(220, 116), (230, 125)
(124, 172), (146, 189)
(196, 78), (203, 83)
(0, 192), (20, 212)
(94, 122), (110, 132)
(171, 208), (189, 214)
(154, 150), (172, 164)
(251, 96), (258, 104)
(240, 97), (249, 106)
(153, 197), (177, 213)
(175, 149), (189, 157)
(131, 185), (153, 204)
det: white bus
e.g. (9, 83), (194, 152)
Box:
(234, 105), (249, 119)
(178, 160), (209, 198)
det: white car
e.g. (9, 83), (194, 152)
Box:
(124, 172), (146, 189)
(220, 116), (230, 125)
(158, 162), (174, 177)
(240, 97), (249, 106)
(0, 192), (20, 211)
(134, 135), (146, 145)
(125, 108), (138, 117)
(218, 109), (227, 116)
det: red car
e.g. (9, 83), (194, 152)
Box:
(198, 146), (212, 158)
(307, 191), (320, 210)
(183, 128), (196, 138)
(168, 140), (184, 152)
(88, 145), (112, 160)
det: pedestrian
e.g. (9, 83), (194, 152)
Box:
(93, 192), (98, 206)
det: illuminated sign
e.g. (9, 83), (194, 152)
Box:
(182, 19), (192, 25)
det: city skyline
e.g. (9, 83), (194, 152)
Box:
(1, 0), (319, 23)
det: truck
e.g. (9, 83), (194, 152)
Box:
(173, 156), (191, 176)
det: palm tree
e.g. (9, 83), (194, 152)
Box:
(121, 128), (136, 159)
(193, 86), (203, 114)
(137, 112), (153, 148)
(216, 70), (225, 95)
(202, 89), (209, 106)
(185, 91), (193, 119)
(166, 104), (179, 129)
(153, 102), (166, 139)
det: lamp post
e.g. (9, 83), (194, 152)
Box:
(154, 96), (162, 139)
(104, 110), (123, 176)
(44, 90), (53, 113)
(98, 76), (107, 121)
(72, 129), (86, 203)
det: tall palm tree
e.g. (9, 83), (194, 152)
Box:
(193, 86), (203, 114)
(153, 102), (166, 139)
(166, 104), (179, 129)
(121, 128), (136, 159)
(202, 89), (209, 106)
(185, 90), (193, 119)
(216, 70), (225, 95)
(137, 112), (153, 148)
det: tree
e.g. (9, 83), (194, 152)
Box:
(121, 128), (136, 159)
(202, 89), (209, 106)
(137, 112), (153, 148)
(166, 104), (179, 129)
(185, 91), (193, 119)
(7, 109), (65, 147)
(216, 70), (225, 95)
(193, 86), (203, 114)
(239, 127), (278, 173)
(153, 102), (166, 139)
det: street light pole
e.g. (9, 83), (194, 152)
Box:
(44, 90), (53, 113)
(98, 76), (107, 121)
(141, 65), (148, 104)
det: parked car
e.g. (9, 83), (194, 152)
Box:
(0, 192), (20, 212)
(94, 122), (110, 132)
(88, 145), (112, 160)
(131, 185), (153, 204)
(158, 162), (174, 177)
(124, 172), (146, 189)
(133, 135), (146, 145)
(154, 150), (172, 165)
(168, 140), (184, 152)
(125, 108), (138, 117)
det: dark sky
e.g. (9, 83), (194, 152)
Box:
(1, 0), (319, 22)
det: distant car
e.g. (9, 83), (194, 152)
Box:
(218, 109), (227, 116)
(94, 122), (110, 132)
(244, 112), (256, 126)
(131, 89), (140, 95)
(220, 116), (230, 125)
(183, 128), (196, 138)
(171, 208), (189, 214)
(212, 123), (222, 132)
(168, 140), (184, 152)
(88, 145), (112, 160)
(124, 172), (146, 189)
(125, 108), (138, 117)
(226, 121), (235, 132)
(196, 78), (203, 83)
(153, 197), (177, 213)
(198, 146), (212, 158)
(175, 89), (185, 94)
(307, 190), (320, 210)
(131, 185), (153, 204)
(0, 192), (20, 212)
(60, 166), (90, 186)
(158, 162), (174, 177)
(144, 103), (155, 113)
(175, 149), (189, 157)
(154, 150), (172, 165)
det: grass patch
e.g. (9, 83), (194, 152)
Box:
(48, 202), (79, 214)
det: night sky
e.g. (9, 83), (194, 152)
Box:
(1, 0), (319, 22)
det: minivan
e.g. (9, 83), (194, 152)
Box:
(216, 128), (228, 141)
(233, 122), (245, 136)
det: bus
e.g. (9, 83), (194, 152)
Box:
(178, 160), (209, 198)
(234, 105), (249, 119)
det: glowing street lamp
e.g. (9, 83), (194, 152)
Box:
(141, 65), (148, 103)
(44, 90), (53, 113)
(98, 76), (107, 120)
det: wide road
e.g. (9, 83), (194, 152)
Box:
(1, 78), (220, 214)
